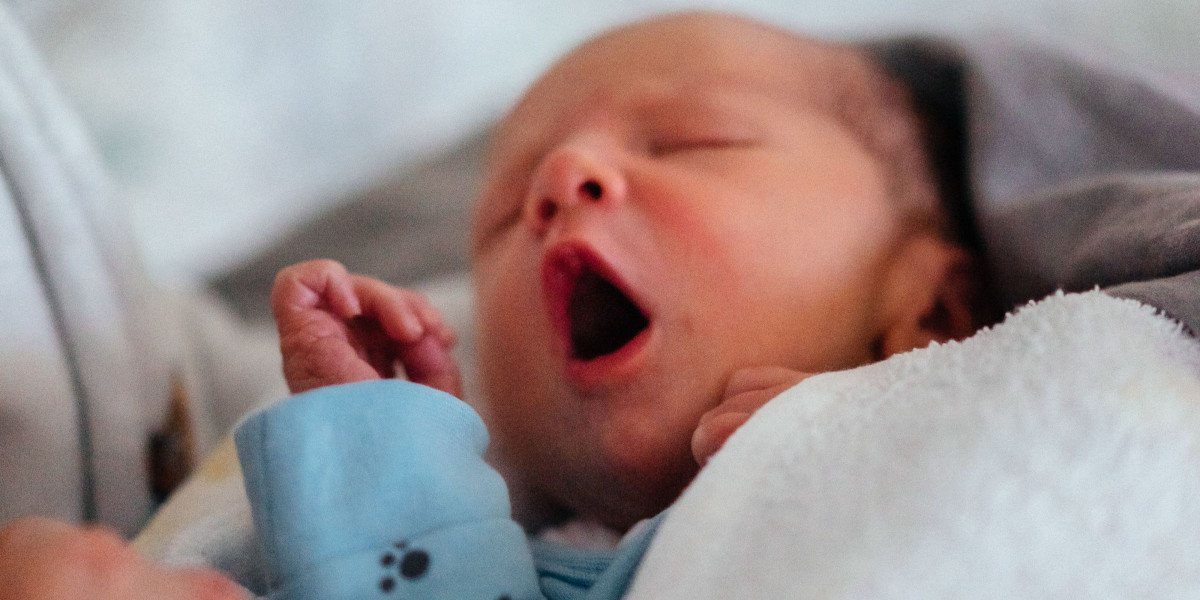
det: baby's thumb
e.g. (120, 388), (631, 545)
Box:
(399, 335), (464, 398)
(691, 411), (752, 466)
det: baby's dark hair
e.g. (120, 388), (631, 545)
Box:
(734, 20), (992, 323)
(775, 33), (951, 239)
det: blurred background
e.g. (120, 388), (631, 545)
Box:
(4, 0), (1198, 316)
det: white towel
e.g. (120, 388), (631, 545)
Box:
(628, 291), (1200, 598)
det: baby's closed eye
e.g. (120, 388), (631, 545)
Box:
(638, 93), (766, 158)
(646, 134), (760, 157)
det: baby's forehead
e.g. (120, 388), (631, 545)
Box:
(470, 15), (887, 233)
(493, 21), (860, 139)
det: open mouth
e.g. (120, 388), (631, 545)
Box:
(568, 267), (650, 360)
(543, 245), (652, 363)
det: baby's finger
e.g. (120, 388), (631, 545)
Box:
(695, 385), (771, 433)
(347, 316), (399, 378)
(271, 260), (362, 319)
(282, 331), (383, 394)
(691, 411), (752, 466)
(350, 276), (425, 342)
(409, 293), (458, 347)
(723, 365), (810, 399)
(398, 335), (464, 398)
(720, 382), (795, 416)
(692, 381), (793, 466)
(693, 371), (809, 466)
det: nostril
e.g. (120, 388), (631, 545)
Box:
(537, 198), (558, 223)
(580, 179), (602, 200)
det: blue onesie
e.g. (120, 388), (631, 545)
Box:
(233, 380), (663, 600)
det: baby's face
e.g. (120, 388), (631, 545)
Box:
(470, 15), (904, 529)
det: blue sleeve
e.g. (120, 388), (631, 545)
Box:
(234, 380), (544, 600)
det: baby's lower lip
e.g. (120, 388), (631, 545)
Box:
(564, 323), (655, 389)
(540, 241), (655, 378)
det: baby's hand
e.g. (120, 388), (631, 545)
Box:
(271, 260), (461, 396)
(691, 366), (812, 466)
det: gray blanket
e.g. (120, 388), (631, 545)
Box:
(875, 36), (1200, 331)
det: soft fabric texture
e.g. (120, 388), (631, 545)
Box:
(874, 36), (1200, 330)
(0, 3), (285, 535)
(235, 381), (539, 600)
(984, 173), (1200, 332)
(132, 436), (270, 590)
(527, 518), (663, 600)
(627, 291), (1200, 598)
(234, 380), (658, 600)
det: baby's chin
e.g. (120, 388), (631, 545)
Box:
(491, 350), (724, 529)
(560, 455), (697, 533)
(558, 413), (703, 530)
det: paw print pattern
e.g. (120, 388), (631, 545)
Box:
(375, 539), (518, 599)
(378, 540), (429, 593)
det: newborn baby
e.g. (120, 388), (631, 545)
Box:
(246, 9), (979, 599)
(0, 10), (980, 600)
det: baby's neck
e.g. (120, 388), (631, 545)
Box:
(535, 518), (624, 551)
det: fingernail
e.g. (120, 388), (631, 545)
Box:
(345, 295), (362, 316)
(401, 312), (425, 338)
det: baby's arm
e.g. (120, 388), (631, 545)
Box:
(271, 260), (461, 396)
(691, 367), (812, 465)
(246, 261), (542, 599)
(235, 381), (542, 599)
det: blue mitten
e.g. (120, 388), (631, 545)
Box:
(235, 380), (542, 599)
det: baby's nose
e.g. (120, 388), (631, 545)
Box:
(524, 144), (625, 233)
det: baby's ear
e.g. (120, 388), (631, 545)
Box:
(876, 234), (976, 359)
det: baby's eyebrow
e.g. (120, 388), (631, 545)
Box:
(632, 84), (768, 130)
(635, 92), (729, 119)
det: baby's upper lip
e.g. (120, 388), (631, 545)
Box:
(540, 241), (652, 360)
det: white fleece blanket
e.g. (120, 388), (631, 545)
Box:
(140, 290), (1200, 598)
(627, 290), (1200, 598)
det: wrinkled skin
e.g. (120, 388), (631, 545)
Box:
(271, 259), (461, 396)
